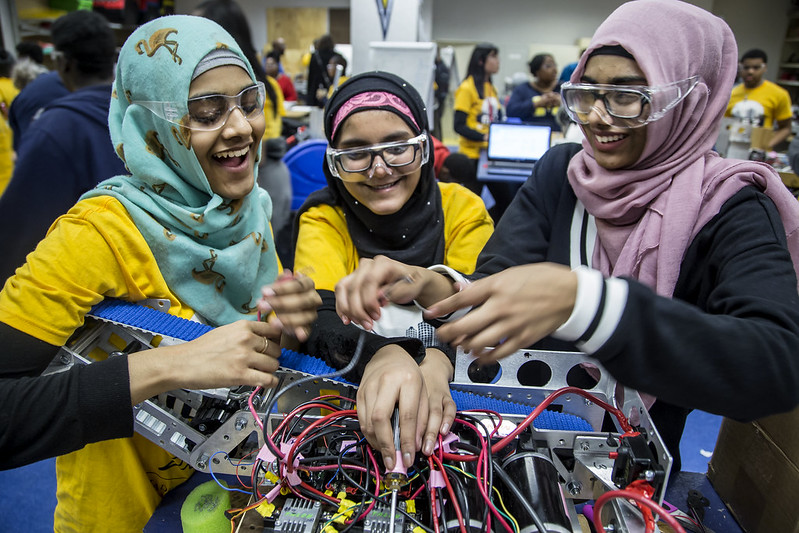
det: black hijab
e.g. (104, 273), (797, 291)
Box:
(296, 71), (445, 267)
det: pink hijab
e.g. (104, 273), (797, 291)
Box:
(567, 0), (799, 296)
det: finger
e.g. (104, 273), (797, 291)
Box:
(422, 396), (442, 456)
(371, 400), (397, 470)
(398, 386), (422, 468)
(356, 387), (376, 450)
(441, 395), (457, 436)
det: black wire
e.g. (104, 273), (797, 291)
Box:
(447, 469), (472, 531)
(260, 331), (366, 453)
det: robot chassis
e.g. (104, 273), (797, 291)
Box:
(48, 302), (673, 533)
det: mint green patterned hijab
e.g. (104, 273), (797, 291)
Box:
(82, 15), (278, 326)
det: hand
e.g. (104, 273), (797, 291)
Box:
(543, 91), (561, 108)
(258, 270), (322, 342)
(356, 346), (428, 470)
(129, 320), (282, 404)
(425, 263), (577, 362)
(335, 256), (452, 331)
(418, 349), (456, 456)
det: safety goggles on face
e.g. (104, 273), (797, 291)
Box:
(560, 76), (699, 128)
(326, 133), (429, 182)
(134, 82), (266, 131)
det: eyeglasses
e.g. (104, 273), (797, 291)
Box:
(741, 64), (765, 71)
(560, 76), (699, 128)
(325, 133), (429, 181)
(134, 82), (265, 131)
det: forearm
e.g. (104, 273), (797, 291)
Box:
(768, 124), (791, 149)
(453, 110), (485, 142)
(0, 356), (133, 470)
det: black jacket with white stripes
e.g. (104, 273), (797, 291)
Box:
(475, 142), (799, 462)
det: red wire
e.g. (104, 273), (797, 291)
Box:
(430, 455), (467, 533)
(284, 409), (357, 471)
(443, 386), (635, 462)
(593, 488), (687, 533)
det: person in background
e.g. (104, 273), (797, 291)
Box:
(7, 68), (69, 150)
(453, 42), (517, 222)
(433, 48), (450, 139)
(725, 48), (792, 150)
(0, 49), (19, 195)
(270, 36), (286, 73)
(334, 0), (799, 472)
(11, 42), (47, 90)
(294, 71), (493, 468)
(316, 52), (348, 106)
(265, 50), (297, 102)
(193, 0), (293, 241)
(0, 14), (320, 528)
(0, 10), (125, 282)
(506, 53), (562, 131)
(558, 48), (586, 84)
(431, 134), (481, 194)
(306, 33), (336, 107)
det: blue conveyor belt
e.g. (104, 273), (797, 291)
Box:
(89, 300), (592, 431)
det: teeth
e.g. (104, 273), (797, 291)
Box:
(215, 146), (249, 159)
(596, 134), (625, 143)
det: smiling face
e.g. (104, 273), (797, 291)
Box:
(580, 54), (648, 170)
(189, 65), (266, 199)
(335, 110), (423, 216)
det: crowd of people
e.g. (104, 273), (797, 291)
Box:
(0, 1), (798, 531)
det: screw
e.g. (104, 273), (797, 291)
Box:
(644, 469), (655, 481)
(567, 481), (582, 495)
(580, 442), (590, 451)
(235, 417), (248, 431)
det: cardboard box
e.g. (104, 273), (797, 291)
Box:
(707, 408), (799, 533)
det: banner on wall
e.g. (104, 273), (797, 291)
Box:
(376, 0), (394, 40)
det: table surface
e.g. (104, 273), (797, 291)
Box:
(145, 469), (743, 532)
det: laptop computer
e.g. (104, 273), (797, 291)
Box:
(485, 122), (552, 175)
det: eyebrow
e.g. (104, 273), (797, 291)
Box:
(337, 131), (413, 149)
(581, 74), (648, 85)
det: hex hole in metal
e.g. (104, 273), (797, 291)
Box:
(516, 360), (552, 387)
(566, 364), (599, 390)
(467, 360), (502, 384)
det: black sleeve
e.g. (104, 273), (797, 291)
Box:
(453, 110), (485, 142)
(0, 355), (133, 470)
(306, 290), (426, 382)
(592, 187), (799, 422)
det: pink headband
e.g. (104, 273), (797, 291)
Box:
(331, 91), (419, 139)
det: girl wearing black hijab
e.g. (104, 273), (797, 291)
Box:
(294, 71), (493, 470)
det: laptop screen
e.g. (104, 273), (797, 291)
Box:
(487, 122), (552, 163)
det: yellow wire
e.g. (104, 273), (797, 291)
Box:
(444, 464), (520, 533)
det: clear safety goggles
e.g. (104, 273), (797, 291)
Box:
(560, 76), (699, 128)
(134, 82), (266, 131)
(326, 133), (429, 182)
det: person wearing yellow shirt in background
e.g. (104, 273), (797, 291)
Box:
(725, 48), (793, 150)
(0, 49), (20, 195)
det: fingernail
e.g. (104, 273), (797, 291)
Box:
(259, 302), (273, 313)
(341, 315), (350, 325)
(385, 456), (395, 470)
(403, 452), (413, 467)
(271, 317), (284, 329)
(440, 423), (449, 435)
(262, 287), (276, 297)
(423, 440), (434, 456)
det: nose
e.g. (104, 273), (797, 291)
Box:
(221, 105), (253, 135)
(367, 154), (394, 180)
(587, 99), (615, 127)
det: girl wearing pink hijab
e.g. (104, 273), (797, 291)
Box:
(334, 0), (799, 470)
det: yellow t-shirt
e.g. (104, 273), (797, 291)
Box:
(453, 76), (501, 160)
(294, 181), (494, 292)
(264, 76), (286, 140)
(0, 196), (196, 532)
(0, 77), (20, 195)
(725, 80), (792, 129)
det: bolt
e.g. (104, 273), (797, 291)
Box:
(604, 523), (616, 532)
(580, 442), (590, 451)
(644, 469), (655, 481)
(235, 417), (248, 431)
(567, 481), (582, 495)
(196, 461), (206, 469)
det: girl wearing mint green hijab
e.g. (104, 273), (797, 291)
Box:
(0, 15), (319, 532)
